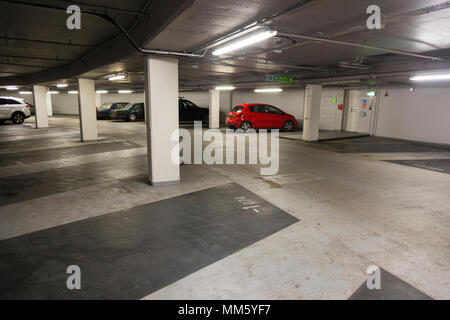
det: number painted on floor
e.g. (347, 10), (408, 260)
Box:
(235, 197), (262, 214)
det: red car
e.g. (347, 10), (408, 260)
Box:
(226, 104), (297, 131)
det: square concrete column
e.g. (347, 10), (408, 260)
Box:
(144, 56), (180, 186)
(303, 84), (322, 142)
(95, 92), (102, 109)
(219, 90), (232, 122)
(209, 89), (220, 129)
(46, 92), (53, 116)
(32, 85), (49, 128)
(77, 78), (98, 141)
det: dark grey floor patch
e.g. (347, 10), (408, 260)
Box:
(349, 268), (433, 300)
(0, 141), (140, 166)
(0, 155), (147, 206)
(386, 159), (450, 174)
(318, 133), (370, 142)
(0, 183), (298, 299)
(304, 137), (450, 154)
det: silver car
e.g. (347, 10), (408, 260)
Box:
(0, 96), (31, 124)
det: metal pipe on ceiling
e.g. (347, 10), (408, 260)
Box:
(278, 32), (444, 61)
(303, 68), (450, 84)
(50, 0), (148, 17)
(0, 54), (70, 62)
(0, 36), (110, 48)
(0, 0), (207, 58)
(98, 13), (208, 58)
(0, 61), (45, 68)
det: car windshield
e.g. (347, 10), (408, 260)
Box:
(98, 103), (112, 110)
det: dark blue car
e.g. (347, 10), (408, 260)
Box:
(96, 102), (129, 120)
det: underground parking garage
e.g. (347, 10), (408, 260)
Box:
(0, 0), (449, 308)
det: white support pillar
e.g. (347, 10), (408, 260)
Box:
(77, 78), (98, 141)
(32, 85), (49, 128)
(95, 92), (102, 109)
(303, 84), (322, 142)
(209, 89), (220, 129)
(144, 56), (180, 186)
(46, 92), (53, 116)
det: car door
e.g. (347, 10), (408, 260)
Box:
(0, 98), (11, 119)
(249, 105), (270, 128)
(180, 99), (196, 121)
(184, 100), (201, 121)
(265, 105), (285, 128)
(136, 104), (145, 120)
(179, 99), (188, 121)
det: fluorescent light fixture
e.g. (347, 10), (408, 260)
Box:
(6, 86), (18, 90)
(254, 88), (283, 93)
(48, 91), (59, 94)
(57, 83), (68, 88)
(410, 73), (450, 81)
(215, 86), (236, 91)
(19, 91), (32, 95)
(109, 75), (126, 81)
(213, 29), (277, 56)
(367, 91), (376, 97)
(68, 90), (78, 94)
(118, 90), (133, 94)
(244, 21), (258, 29)
(211, 25), (262, 49)
(96, 90), (108, 94)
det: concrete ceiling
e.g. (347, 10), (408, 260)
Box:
(2, 0), (450, 93)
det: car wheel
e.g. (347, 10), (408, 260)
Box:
(128, 113), (137, 122)
(240, 121), (252, 131)
(11, 112), (25, 125)
(283, 120), (294, 132)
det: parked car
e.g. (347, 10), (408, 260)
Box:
(109, 98), (209, 123)
(226, 104), (297, 131)
(96, 102), (129, 119)
(0, 96), (31, 124)
(179, 97), (209, 122)
(110, 103), (145, 121)
(27, 103), (35, 115)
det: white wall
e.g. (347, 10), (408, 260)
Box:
(9, 85), (448, 145)
(52, 93), (79, 114)
(6, 93), (34, 104)
(181, 91), (209, 108)
(100, 93), (145, 105)
(231, 88), (305, 120)
(375, 87), (450, 145)
(320, 88), (344, 130)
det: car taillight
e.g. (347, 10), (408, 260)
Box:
(25, 105), (30, 109)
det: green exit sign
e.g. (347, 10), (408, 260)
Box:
(265, 74), (294, 84)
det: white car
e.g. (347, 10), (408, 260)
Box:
(0, 96), (31, 124)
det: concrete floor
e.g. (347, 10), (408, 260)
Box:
(0, 116), (449, 299)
